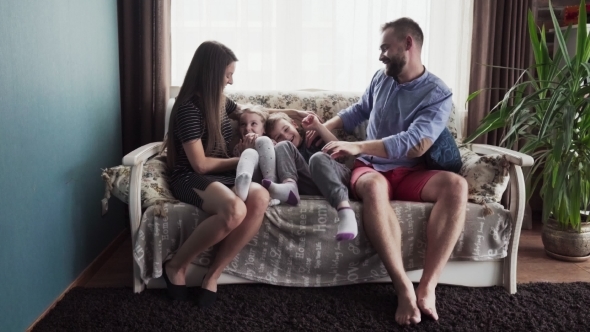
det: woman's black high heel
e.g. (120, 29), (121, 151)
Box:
(162, 261), (188, 301)
(196, 275), (217, 308)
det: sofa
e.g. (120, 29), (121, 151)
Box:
(102, 89), (534, 295)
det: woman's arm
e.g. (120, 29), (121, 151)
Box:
(183, 139), (239, 174)
(228, 103), (243, 121)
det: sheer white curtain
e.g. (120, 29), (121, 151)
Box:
(171, 0), (473, 136)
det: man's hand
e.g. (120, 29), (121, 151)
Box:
(322, 141), (362, 159)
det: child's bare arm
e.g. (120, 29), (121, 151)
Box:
(302, 115), (339, 143)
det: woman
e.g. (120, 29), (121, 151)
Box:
(164, 41), (268, 307)
(164, 41), (311, 307)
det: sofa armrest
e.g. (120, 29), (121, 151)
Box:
(122, 142), (163, 166)
(470, 144), (534, 167)
(462, 143), (533, 293)
(122, 141), (163, 294)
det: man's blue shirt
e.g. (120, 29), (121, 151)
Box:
(338, 68), (452, 171)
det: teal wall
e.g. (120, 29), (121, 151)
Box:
(0, 1), (126, 331)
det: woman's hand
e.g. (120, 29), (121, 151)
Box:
(322, 141), (362, 159)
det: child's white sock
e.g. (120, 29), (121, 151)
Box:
(235, 173), (252, 202)
(261, 179), (300, 206)
(235, 148), (258, 201)
(336, 207), (358, 241)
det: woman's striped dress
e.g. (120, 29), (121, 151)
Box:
(169, 96), (237, 209)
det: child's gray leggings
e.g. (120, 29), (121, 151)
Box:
(274, 141), (351, 208)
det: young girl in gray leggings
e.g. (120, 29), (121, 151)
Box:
(262, 112), (358, 241)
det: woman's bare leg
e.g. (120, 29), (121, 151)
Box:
(203, 182), (269, 292)
(165, 182), (246, 286)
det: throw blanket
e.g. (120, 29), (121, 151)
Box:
(134, 196), (511, 287)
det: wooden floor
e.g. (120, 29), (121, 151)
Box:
(84, 220), (590, 288)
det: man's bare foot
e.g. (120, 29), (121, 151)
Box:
(416, 283), (439, 321)
(395, 284), (421, 325)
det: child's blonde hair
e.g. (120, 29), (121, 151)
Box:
(240, 104), (269, 122)
(265, 112), (305, 139)
(236, 104), (269, 136)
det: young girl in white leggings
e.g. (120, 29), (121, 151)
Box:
(232, 105), (281, 206)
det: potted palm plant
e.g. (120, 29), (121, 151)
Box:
(465, 0), (590, 261)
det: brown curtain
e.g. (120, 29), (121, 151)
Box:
(467, 0), (533, 145)
(468, 0), (536, 227)
(118, 0), (170, 155)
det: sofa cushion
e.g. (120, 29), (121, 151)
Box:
(424, 128), (462, 173)
(101, 149), (178, 214)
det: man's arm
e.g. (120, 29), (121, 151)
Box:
(382, 93), (452, 159)
(322, 139), (388, 159)
(323, 91), (453, 160)
(358, 140), (388, 158)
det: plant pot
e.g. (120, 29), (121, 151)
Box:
(541, 218), (590, 262)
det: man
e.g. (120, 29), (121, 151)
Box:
(320, 18), (468, 325)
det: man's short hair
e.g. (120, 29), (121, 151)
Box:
(382, 18), (424, 47)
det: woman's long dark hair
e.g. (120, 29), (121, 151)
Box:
(165, 41), (238, 170)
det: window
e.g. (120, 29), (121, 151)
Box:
(172, 0), (473, 136)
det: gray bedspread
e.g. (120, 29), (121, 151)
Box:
(134, 196), (511, 287)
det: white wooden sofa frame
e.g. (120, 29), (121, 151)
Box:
(123, 96), (534, 294)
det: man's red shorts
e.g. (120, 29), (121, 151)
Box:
(350, 160), (440, 202)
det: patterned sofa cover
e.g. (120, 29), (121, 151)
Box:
(125, 90), (532, 294)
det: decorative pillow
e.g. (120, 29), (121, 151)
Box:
(424, 128), (462, 173)
(101, 151), (178, 215)
(459, 149), (510, 209)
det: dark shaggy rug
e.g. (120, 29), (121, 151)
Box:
(33, 282), (590, 331)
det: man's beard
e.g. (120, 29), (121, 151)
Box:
(384, 54), (406, 78)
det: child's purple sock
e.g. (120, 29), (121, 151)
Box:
(261, 179), (300, 206)
(336, 206), (358, 241)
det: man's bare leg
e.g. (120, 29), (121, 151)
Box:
(355, 173), (421, 325)
(416, 171), (468, 320)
